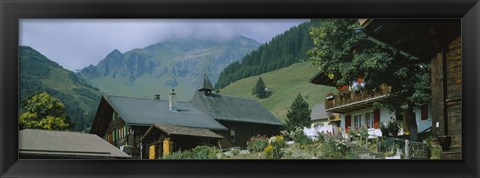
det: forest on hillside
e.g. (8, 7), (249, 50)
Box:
(215, 20), (322, 89)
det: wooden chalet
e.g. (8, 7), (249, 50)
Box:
(90, 74), (282, 159)
(358, 19), (461, 159)
(19, 129), (130, 159)
(311, 76), (432, 136)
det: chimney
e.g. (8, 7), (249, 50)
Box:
(154, 94), (160, 100)
(169, 89), (177, 112)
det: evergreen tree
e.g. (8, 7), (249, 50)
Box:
(285, 93), (311, 132)
(19, 92), (71, 131)
(252, 76), (268, 99)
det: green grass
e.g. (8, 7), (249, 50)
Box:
(220, 62), (337, 123)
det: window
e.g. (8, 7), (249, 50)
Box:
(112, 111), (120, 121)
(230, 127), (236, 143)
(366, 111), (374, 128)
(353, 114), (362, 129)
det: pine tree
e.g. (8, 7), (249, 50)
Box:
(285, 93), (311, 132)
(252, 76), (268, 99)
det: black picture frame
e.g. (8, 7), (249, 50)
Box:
(1, 0), (479, 177)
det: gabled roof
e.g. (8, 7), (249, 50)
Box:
(192, 92), (282, 126)
(19, 129), (130, 158)
(310, 102), (329, 121)
(310, 71), (336, 87)
(198, 73), (214, 91)
(148, 124), (224, 139)
(103, 95), (227, 131)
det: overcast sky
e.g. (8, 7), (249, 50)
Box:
(20, 19), (308, 71)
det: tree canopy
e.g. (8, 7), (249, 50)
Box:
(19, 92), (71, 130)
(308, 19), (431, 140)
(285, 93), (311, 132)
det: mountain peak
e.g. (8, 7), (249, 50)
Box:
(106, 49), (122, 58)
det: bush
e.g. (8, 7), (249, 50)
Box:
(380, 120), (400, 137)
(320, 135), (352, 159)
(264, 136), (286, 159)
(165, 145), (221, 159)
(247, 135), (269, 152)
(293, 132), (312, 145)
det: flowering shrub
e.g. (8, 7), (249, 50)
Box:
(264, 135), (286, 159)
(320, 135), (352, 159)
(247, 134), (269, 152)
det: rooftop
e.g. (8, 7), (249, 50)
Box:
(19, 129), (130, 158)
(103, 95), (227, 131)
(192, 92), (282, 126)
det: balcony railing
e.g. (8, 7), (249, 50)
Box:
(325, 85), (392, 113)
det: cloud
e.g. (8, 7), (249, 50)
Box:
(19, 19), (308, 71)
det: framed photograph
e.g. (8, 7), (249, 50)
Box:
(1, 0), (479, 177)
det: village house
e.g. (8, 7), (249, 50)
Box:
(310, 74), (432, 137)
(90, 74), (282, 159)
(19, 129), (130, 159)
(356, 19), (461, 159)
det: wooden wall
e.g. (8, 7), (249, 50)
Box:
(216, 121), (281, 148)
(446, 37), (462, 150)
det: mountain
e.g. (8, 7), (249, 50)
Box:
(215, 20), (322, 89)
(78, 36), (260, 101)
(219, 62), (337, 122)
(19, 46), (103, 131)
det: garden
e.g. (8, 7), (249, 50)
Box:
(164, 124), (442, 160)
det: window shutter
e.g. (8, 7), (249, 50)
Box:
(374, 109), (380, 128)
(345, 115), (351, 132)
(421, 104), (428, 120)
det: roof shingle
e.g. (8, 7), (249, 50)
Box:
(192, 92), (282, 126)
(103, 95), (227, 131)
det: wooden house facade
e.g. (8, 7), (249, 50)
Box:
(90, 74), (282, 159)
(357, 19), (461, 159)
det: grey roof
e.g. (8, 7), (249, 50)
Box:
(103, 95), (227, 131)
(192, 92), (282, 126)
(311, 102), (329, 121)
(153, 124), (224, 138)
(19, 129), (130, 158)
(198, 73), (214, 91)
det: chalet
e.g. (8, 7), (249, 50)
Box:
(19, 129), (130, 159)
(310, 75), (432, 137)
(90, 74), (282, 159)
(356, 19), (461, 159)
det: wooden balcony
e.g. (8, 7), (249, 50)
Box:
(325, 85), (403, 113)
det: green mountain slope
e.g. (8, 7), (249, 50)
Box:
(78, 36), (260, 101)
(216, 20), (322, 89)
(19, 46), (103, 131)
(219, 62), (337, 123)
